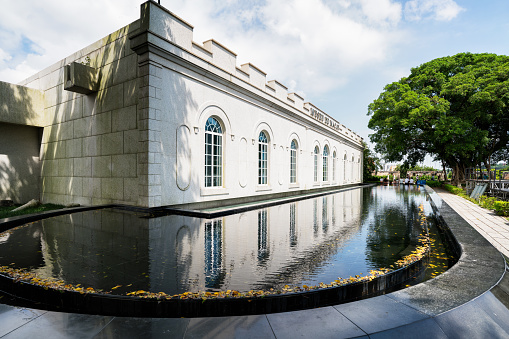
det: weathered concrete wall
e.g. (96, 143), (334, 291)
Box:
(0, 82), (44, 127)
(0, 123), (42, 203)
(19, 21), (141, 207)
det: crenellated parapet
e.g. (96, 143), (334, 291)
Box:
(133, 0), (363, 144)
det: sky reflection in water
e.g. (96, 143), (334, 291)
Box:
(0, 185), (438, 295)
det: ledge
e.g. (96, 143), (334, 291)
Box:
(383, 185), (506, 316)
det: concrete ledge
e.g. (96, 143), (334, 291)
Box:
(166, 183), (364, 212)
(64, 62), (99, 95)
(385, 185), (506, 316)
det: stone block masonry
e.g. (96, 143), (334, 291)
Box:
(1, 0), (363, 207)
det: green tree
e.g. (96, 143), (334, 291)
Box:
(368, 53), (509, 186)
(363, 142), (381, 181)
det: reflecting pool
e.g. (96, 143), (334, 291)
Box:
(0, 185), (451, 296)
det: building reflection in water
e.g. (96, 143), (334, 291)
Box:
(204, 219), (224, 288)
(313, 199), (318, 236)
(257, 209), (269, 265)
(0, 186), (434, 295)
(290, 203), (297, 247)
(322, 197), (328, 233)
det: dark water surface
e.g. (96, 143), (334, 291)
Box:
(0, 185), (452, 295)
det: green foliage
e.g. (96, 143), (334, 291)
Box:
(395, 163), (409, 178)
(368, 53), (509, 185)
(366, 175), (385, 182)
(443, 184), (509, 217)
(0, 204), (65, 219)
(494, 201), (509, 216)
(478, 196), (497, 210)
(443, 184), (465, 196)
(425, 180), (443, 187)
(409, 165), (439, 172)
(363, 142), (381, 182)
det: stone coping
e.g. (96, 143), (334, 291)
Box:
(383, 185), (506, 316)
(157, 184), (371, 218)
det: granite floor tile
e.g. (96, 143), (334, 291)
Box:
(473, 291), (509, 334)
(185, 315), (274, 339)
(267, 306), (366, 339)
(2, 311), (113, 339)
(434, 299), (508, 339)
(94, 317), (189, 339)
(333, 295), (429, 334)
(369, 318), (447, 339)
(0, 304), (46, 337)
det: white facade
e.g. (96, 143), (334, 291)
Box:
(0, 1), (363, 208)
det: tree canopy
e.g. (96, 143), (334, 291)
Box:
(367, 52), (509, 185)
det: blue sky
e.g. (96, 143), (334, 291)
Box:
(1, 0), (507, 165)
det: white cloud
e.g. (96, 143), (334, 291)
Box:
(0, 48), (11, 63)
(0, 0), (406, 99)
(404, 0), (464, 22)
(166, 0), (405, 97)
(359, 0), (402, 26)
(0, 0), (142, 83)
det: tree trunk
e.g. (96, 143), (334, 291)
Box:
(11, 199), (40, 212)
(441, 160), (447, 182)
(451, 162), (466, 187)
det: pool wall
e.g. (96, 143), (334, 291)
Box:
(0, 185), (438, 317)
(0, 251), (429, 317)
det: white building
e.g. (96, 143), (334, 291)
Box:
(0, 1), (363, 208)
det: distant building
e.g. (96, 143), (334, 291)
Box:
(0, 1), (363, 208)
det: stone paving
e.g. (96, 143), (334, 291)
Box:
(435, 188), (509, 258)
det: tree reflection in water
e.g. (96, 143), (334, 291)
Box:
(0, 186), (445, 295)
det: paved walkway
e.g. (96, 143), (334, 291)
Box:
(435, 188), (509, 258)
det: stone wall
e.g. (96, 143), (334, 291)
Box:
(19, 21), (142, 206)
(0, 123), (42, 203)
(8, 0), (363, 208)
(0, 81), (44, 127)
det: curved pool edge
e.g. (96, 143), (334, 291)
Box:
(1, 185), (509, 337)
(0, 227), (431, 318)
(383, 185), (506, 316)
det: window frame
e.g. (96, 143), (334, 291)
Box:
(333, 150), (337, 182)
(290, 140), (297, 184)
(314, 146), (319, 182)
(258, 131), (269, 185)
(204, 116), (223, 188)
(322, 145), (329, 182)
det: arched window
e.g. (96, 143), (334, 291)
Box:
(290, 140), (297, 184)
(258, 131), (269, 185)
(204, 117), (223, 187)
(314, 146), (319, 182)
(333, 151), (337, 182)
(357, 157), (361, 181)
(343, 153), (347, 182)
(351, 155), (355, 182)
(323, 145), (329, 181)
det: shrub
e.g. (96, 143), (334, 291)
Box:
(366, 175), (385, 182)
(494, 201), (509, 216)
(479, 196), (497, 210)
(444, 184), (465, 196)
(426, 180), (442, 188)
